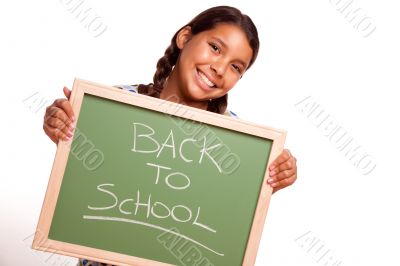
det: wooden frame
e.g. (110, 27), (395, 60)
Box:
(33, 78), (286, 266)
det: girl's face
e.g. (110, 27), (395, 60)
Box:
(166, 23), (253, 106)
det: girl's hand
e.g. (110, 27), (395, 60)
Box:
(43, 87), (75, 144)
(267, 149), (297, 193)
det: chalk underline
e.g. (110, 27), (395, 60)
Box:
(82, 215), (224, 257)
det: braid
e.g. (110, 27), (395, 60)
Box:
(138, 38), (180, 98)
(153, 43), (180, 91)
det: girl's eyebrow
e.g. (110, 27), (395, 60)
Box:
(210, 37), (248, 68)
(211, 37), (227, 48)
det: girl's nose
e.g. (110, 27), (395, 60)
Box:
(210, 61), (227, 76)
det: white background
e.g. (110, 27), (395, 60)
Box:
(1, 0), (399, 265)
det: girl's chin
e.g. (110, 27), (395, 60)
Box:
(187, 92), (212, 102)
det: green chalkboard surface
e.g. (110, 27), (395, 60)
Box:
(33, 79), (286, 266)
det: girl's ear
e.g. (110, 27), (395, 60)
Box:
(176, 26), (192, 49)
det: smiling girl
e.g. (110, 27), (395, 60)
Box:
(43, 6), (297, 265)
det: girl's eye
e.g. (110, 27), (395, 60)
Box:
(209, 43), (220, 53)
(232, 64), (242, 74)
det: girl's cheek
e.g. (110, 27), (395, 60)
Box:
(200, 51), (212, 61)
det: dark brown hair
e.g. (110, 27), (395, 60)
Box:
(138, 6), (259, 114)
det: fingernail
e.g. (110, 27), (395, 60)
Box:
(267, 178), (274, 184)
(269, 164), (276, 170)
(269, 171), (276, 176)
(271, 182), (277, 187)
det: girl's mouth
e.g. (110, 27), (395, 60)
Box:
(197, 70), (216, 88)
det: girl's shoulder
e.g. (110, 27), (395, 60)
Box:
(224, 110), (238, 118)
(114, 84), (139, 93)
(114, 84), (238, 118)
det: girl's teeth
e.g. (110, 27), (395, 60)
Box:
(199, 71), (215, 87)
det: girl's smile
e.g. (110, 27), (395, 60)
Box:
(161, 23), (253, 109)
(196, 69), (217, 91)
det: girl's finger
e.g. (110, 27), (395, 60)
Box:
(43, 123), (58, 143)
(44, 105), (75, 138)
(269, 149), (291, 170)
(53, 98), (75, 122)
(43, 123), (70, 143)
(268, 161), (297, 185)
(46, 105), (74, 130)
(45, 116), (72, 136)
(271, 169), (295, 182)
(269, 158), (296, 177)
(63, 86), (72, 100)
(270, 174), (296, 189)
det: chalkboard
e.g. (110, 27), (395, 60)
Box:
(33, 78), (286, 266)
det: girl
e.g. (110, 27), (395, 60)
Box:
(43, 6), (297, 266)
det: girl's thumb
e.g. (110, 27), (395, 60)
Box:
(63, 86), (72, 99)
